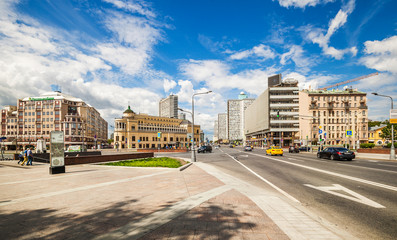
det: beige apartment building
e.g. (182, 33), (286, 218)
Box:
(299, 88), (368, 148)
(0, 91), (108, 150)
(114, 106), (201, 149)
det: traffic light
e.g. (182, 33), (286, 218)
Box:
(277, 111), (280, 117)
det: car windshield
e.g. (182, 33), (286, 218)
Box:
(272, 146), (281, 149)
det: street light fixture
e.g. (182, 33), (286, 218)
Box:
(190, 91), (212, 162)
(372, 92), (395, 160)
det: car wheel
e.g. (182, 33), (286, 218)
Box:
(317, 153), (321, 158)
(281, 154), (283, 156)
(330, 155), (335, 160)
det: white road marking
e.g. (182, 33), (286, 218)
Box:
(367, 160), (378, 162)
(305, 184), (385, 208)
(337, 163), (397, 174)
(0, 171), (170, 207)
(223, 152), (300, 203)
(248, 152), (397, 192)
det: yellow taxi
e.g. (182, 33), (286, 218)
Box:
(266, 146), (283, 156)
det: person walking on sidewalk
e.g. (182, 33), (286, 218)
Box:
(27, 148), (33, 166)
(17, 149), (24, 164)
(20, 148), (29, 166)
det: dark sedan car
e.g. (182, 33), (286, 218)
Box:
(299, 146), (311, 152)
(198, 145), (212, 153)
(317, 147), (355, 160)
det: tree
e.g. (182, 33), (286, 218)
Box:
(380, 121), (397, 140)
(107, 139), (114, 145)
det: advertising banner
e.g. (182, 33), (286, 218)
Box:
(50, 131), (65, 168)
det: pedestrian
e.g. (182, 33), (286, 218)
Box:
(27, 148), (33, 166)
(20, 148), (28, 166)
(17, 149), (24, 164)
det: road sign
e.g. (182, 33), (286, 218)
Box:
(346, 130), (353, 137)
(391, 109), (397, 124)
(319, 130), (323, 134)
(157, 132), (161, 138)
(319, 126), (322, 129)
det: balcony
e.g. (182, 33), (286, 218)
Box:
(270, 112), (298, 116)
(327, 105), (334, 110)
(359, 105), (368, 109)
(270, 128), (299, 132)
(309, 104), (319, 109)
(270, 119), (299, 124)
(269, 95), (299, 99)
(270, 103), (299, 108)
(269, 87), (299, 91)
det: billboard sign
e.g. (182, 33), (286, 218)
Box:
(50, 131), (65, 168)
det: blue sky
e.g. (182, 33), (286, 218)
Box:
(1, 0), (397, 139)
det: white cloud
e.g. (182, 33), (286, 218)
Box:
(360, 35), (397, 74)
(0, 0), (167, 130)
(97, 43), (148, 75)
(275, 0), (334, 8)
(280, 45), (312, 70)
(103, 0), (156, 18)
(229, 44), (276, 60)
(300, 0), (357, 59)
(163, 79), (177, 92)
(283, 72), (340, 90)
(180, 59), (278, 96)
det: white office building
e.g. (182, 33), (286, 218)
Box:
(159, 95), (178, 119)
(227, 92), (255, 142)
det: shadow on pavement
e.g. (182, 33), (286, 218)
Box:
(0, 199), (143, 240)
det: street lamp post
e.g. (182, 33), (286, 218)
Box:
(178, 108), (193, 160)
(180, 91), (212, 163)
(372, 93), (395, 160)
(300, 115), (319, 153)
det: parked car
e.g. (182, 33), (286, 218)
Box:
(317, 147), (355, 161)
(299, 146), (311, 152)
(244, 146), (252, 151)
(266, 146), (283, 156)
(198, 145), (212, 153)
(288, 146), (299, 153)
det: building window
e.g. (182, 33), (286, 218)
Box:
(132, 136), (135, 141)
(122, 136), (124, 141)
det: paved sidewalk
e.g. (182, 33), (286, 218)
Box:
(0, 160), (352, 239)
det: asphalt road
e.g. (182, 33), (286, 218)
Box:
(162, 146), (397, 240)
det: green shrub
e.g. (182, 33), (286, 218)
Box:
(360, 143), (375, 148)
(385, 142), (397, 148)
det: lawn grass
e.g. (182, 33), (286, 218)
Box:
(103, 157), (185, 168)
